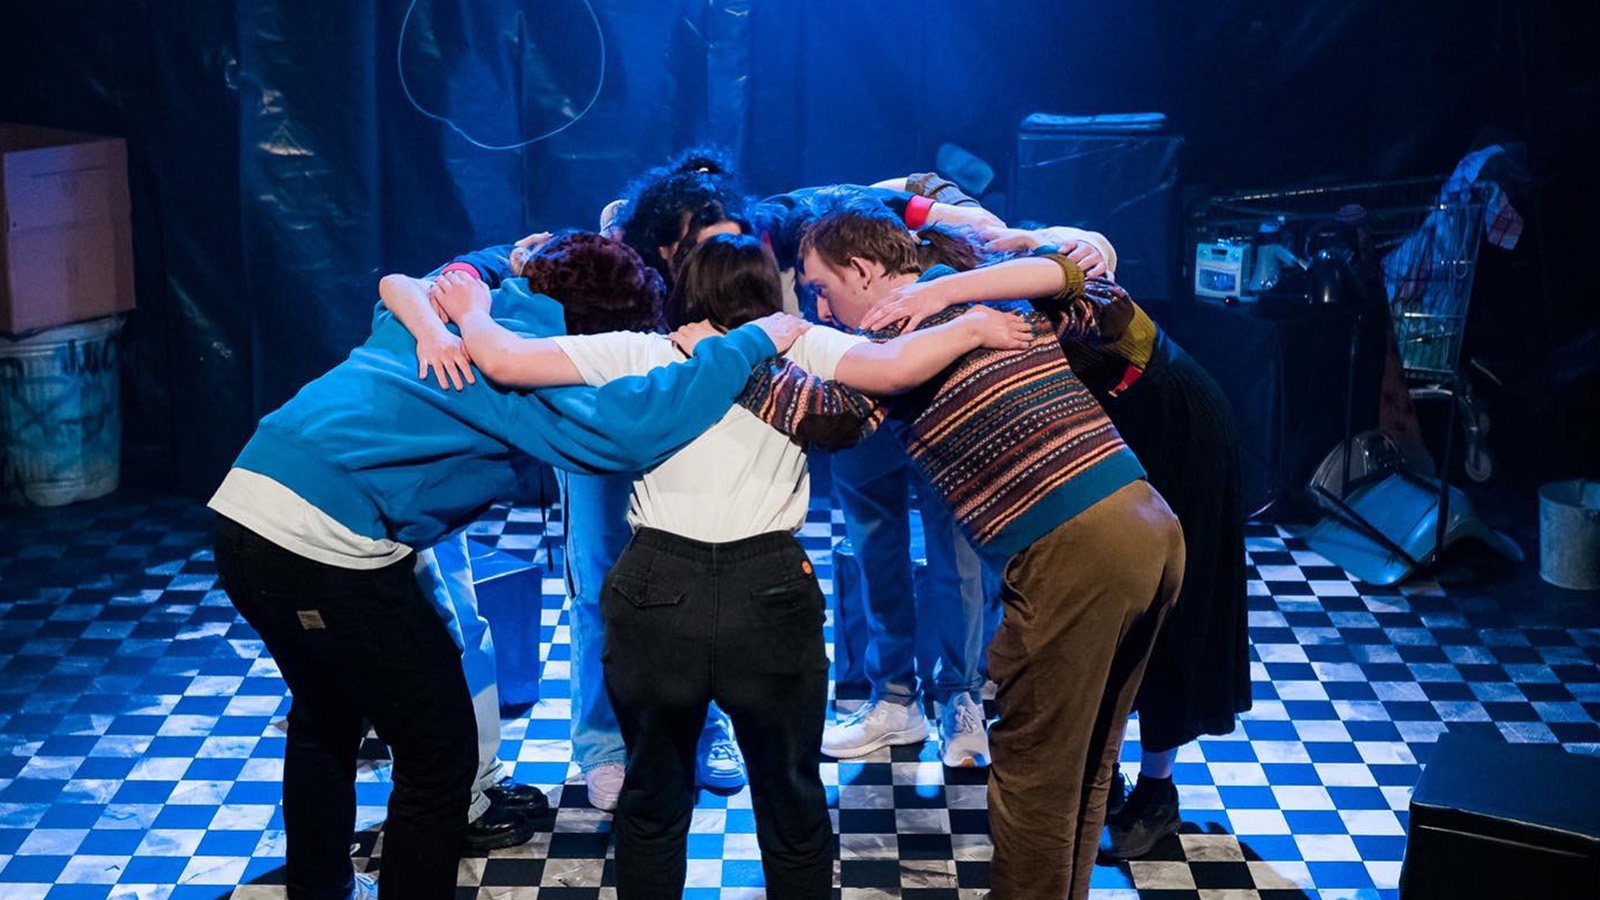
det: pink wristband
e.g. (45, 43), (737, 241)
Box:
(439, 262), (482, 280)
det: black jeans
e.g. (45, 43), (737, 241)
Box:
(602, 528), (833, 900)
(213, 517), (476, 900)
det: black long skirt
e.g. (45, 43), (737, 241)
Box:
(1100, 333), (1252, 752)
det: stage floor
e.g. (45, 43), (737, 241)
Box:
(1, 490), (1598, 900)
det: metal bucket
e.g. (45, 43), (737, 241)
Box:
(0, 316), (123, 506)
(1539, 480), (1600, 591)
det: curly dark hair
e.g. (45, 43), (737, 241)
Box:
(616, 145), (750, 284)
(520, 231), (665, 335)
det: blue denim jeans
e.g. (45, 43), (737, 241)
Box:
(829, 429), (999, 707)
(415, 528), (505, 822)
(560, 471), (637, 773)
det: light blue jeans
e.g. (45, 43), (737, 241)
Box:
(561, 471), (739, 773)
(560, 471), (637, 773)
(830, 428), (999, 707)
(414, 529), (505, 822)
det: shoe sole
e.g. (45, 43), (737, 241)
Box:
(822, 724), (931, 759)
(490, 795), (551, 814)
(1098, 815), (1183, 862)
(942, 751), (990, 769)
(584, 784), (621, 813)
(698, 771), (747, 793)
(463, 822), (538, 852)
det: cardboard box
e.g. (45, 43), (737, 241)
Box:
(0, 124), (135, 334)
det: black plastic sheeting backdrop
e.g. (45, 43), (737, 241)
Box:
(1, 0), (1596, 496)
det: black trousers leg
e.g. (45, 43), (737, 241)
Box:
(717, 658), (831, 899)
(601, 530), (835, 900)
(715, 540), (834, 900)
(602, 541), (714, 900)
(214, 518), (477, 900)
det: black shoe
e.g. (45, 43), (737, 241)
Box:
(464, 798), (538, 852)
(1099, 774), (1181, 861)
(484, 777), (550, 813)
(1106, 762), (1130, 818)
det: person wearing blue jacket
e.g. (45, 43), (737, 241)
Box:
(208, 233), (806, 900)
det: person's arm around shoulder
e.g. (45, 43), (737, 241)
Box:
(535, 313), (807, 472)
(832, 307), (1035, 395)
(737, 311), (1034, 451)
(980, 224), (1117, 279)
(378, 272), (476, 391)
(1035, 226), (1117, 280)
(858, 258), (1075, 333)
(426, 270), (590, 388)
(857, 255), (1133, 345)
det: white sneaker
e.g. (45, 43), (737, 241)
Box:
(585, 763), (625, 812)
(939, 693), (991, 768)
(821, 698), (930, 759)
(697, 711), (747, 791)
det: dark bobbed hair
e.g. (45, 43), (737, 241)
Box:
(520, 230), (665, 335)
(914, 223), (991, 272)
(665, 213), (754, 283)
(665, 233), (783, 331)
(749, 199), (815, 273)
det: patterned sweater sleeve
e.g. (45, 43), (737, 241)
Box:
(1028, 249), (1137, 345)
(736, 357), (888, 451)
(903, 171), (983, 207)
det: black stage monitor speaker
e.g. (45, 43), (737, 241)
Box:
(1400, 733), (1600, 899)
(1013, 113), (1182, 303)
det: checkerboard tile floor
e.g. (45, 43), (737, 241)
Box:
(2, 490), (1598, 900)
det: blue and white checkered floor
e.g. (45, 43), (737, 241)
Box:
(2, 489), (1598, 900)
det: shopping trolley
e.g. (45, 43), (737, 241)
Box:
(1203, 176), (1491, 483)
(1198, 177), (1508, 582)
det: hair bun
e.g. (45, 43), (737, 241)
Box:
(670, 145), (732, 176)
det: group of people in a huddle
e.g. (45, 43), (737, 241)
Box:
(209, 147), (1251, 900)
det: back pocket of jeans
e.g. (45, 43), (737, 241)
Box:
(745, 577), (825, 673)
(750, 577), (820, 617)
(608, 573), (685, 610)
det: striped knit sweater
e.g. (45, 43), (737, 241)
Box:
(738, 263), (1145, 560)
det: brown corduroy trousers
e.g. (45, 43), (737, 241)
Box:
(985, 480), (1186, 899)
